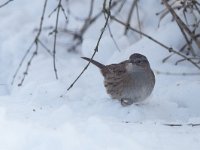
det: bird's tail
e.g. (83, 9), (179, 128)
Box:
(81, 57), (105, 69)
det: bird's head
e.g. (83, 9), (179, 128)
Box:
(126, 53), (151, 73)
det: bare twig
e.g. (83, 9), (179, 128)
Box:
(107, 23), (121, 51)
(0, 0), (13, 8)
(155, 70), (200, 76)
(175, 57), (200, 65)
(124, 121), (200, 127)
(163, 123), (200, 127)
(18, 43), (39, 86)
(135, 1), (142, 38)
(12, 0), (48, 86)
(51, 0), (63, 80)
(38, 40), (53, 56)
(66, 0), (120, 52)
(109, 15), (200, 70)
(124, 0), (138, 35)
(67, 0), (112, 91)
(115, 0), (126, 13)
(11, 42), (35, 85)
(103, 7), (121, 52)
(162, 0), (200, 48)
(162, 54), (174, 63)
(157, 0), (200, 59)
(67, 0), (94, 52)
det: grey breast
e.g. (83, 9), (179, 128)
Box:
(129, 69), (155, 102)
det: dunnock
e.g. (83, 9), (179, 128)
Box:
(82, 53), (155, 106)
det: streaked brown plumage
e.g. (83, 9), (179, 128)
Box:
(82, 53), (155, 106)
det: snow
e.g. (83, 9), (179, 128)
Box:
(0, 0), (200, 149)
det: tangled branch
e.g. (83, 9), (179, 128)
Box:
(67, 0), (113, 91)
(157, 0), (200, 64)
(124, 121), (200, 127)
(109, 14), (200, 70)
(12, 0), (68, 86)
(62, 0), (121, 52)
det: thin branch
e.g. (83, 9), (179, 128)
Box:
(103, 9), (121, 52)
(116, 0), (127, 13)
(0, 0), (13, 8)
(11, 41), (35, 85)
(135, 1), (142, 38)
(162, 54), (174, 63)
(107, 23), (121, 51)
(163, 123), (200, 127)
(162, 0), (200, 48)
(80, 0), (95, 34)
(124, 0), (138, 35)
(18, 43), (39, 86)
(154, 70), (200, 76)
(52, 0), (63, 80)
(109, 15), (200, 70)
(67, 0), (95, 52)
(66, 0), (120, 52)
(124, 121), (200, 127)
(12, 0), (48, 86)
(60, 5), (68, 21)
(38, 40), (53, 56)
(67, 0), (112, 91)
(175, 57), (200, 65)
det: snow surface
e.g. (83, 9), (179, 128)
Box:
(0, 0), (200, 149)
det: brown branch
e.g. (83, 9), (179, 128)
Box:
(107, 23), (121, 51)
(38, 40), (53, 56)
(18, 43), (39, 86)
(124, 0), (138, 35)
(175, 57), (200, 65)
(162, 0), (200, 48)
(66, 0), (120, 52)
(154, 70), (200, 76)
(79, 0), (94, 35)
(103, 7), (121, 52)
(162, 54), (174, 63)
(109, 15), (200, 70)
(52, 0), (63, 80)
(66, 0), (94, 52)
(60, 5), (68, 21)
(135, 1), (142, 38)
(12, 0), (48, 86)
(11, 42), (35, 85)
(116, 0), (127, 13)
(48, 0), (68, 78)
(67, 0), (112, 91)
(0, 0), (13, 8)
(163, 123), (182, 127)
(124, 121), (200, 127)
(164, 123), (200, 127)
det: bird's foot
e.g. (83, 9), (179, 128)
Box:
(121, 98), (134, 106)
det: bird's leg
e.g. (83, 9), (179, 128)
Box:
(121, 98), (134, 106)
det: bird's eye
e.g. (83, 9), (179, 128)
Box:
(136, 60), (141, 64)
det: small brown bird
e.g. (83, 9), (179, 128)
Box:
(82, 53), (155, 106)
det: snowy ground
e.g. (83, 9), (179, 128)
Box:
(0, 0), (200, 149)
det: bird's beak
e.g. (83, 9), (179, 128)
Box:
(128, 59), (132, 64)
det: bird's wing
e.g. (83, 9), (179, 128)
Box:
(101, 60), (128, 76)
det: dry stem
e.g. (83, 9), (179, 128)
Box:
(67, 0), (112, 91)
(12, 0), (48, 86)
(109, 14), (200, 70)
(0, 0), (13, 8)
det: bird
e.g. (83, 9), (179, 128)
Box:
(81, 53), (155, 106)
